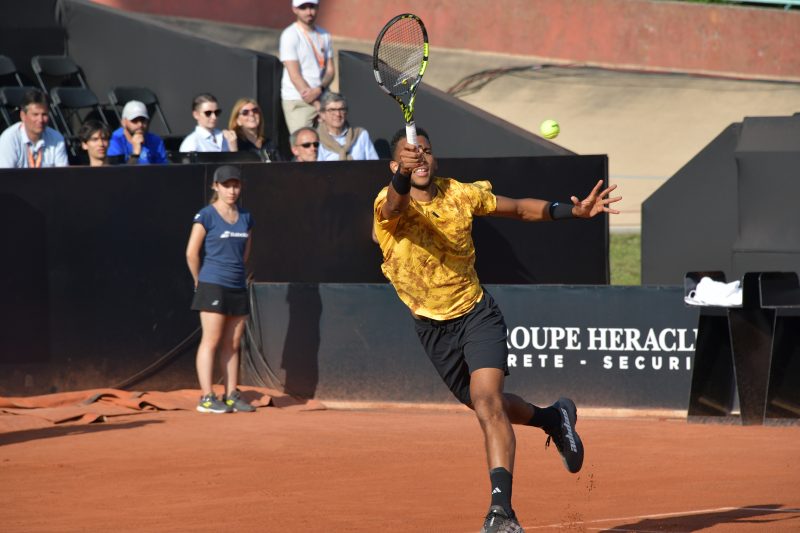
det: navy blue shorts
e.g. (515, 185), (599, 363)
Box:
(413, 289), (509, 406)
(191, 282), (249, 316)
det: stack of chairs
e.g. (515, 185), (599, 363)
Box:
(30, 54), (109, 157)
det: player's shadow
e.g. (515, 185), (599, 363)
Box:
(0, 419), (164, 446)
(602, 504), (800, 531)
(280, 283), (321, 399)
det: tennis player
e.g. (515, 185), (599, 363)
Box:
(373, 129), (621, 533)
(186, 165), (255, 414)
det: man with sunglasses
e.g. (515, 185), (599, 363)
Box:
(289, 127), (319, 162)
(108, 100), (167, 165)
(280, 0), (335, 134)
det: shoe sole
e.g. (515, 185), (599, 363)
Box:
(230, 406), (256, 412)
(481, 505), (524, 533)
(196, 405), (231, 414)
(554, 397), (584, 473)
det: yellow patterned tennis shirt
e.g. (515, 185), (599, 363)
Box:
(373, 177), (497, 320)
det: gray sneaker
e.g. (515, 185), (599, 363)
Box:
(224, 390), (256, 413)
(545, 397), (584, 473)
(481, 506), (524, 533)
(196, 393), (232, 414)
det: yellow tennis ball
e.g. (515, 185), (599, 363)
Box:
(540, 119), (560, 139)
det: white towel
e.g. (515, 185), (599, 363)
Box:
(685, 277), (743, 307)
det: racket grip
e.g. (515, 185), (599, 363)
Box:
(405, 122), (418, 146)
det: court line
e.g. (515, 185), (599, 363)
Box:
(320, 400), (686, 419)
(525, 505), (800, 530)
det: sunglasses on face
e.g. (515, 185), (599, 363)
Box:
(239, 108), (260, 117)
(298, 141), (319, 148)
(202, 109), (222, 117)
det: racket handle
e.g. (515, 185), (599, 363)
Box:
(405, 122), (418, 146)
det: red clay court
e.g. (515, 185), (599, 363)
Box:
(1, 388), (799, 532)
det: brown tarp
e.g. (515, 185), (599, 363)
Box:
(0, 386), (324, 431)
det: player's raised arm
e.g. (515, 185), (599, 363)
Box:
(491, 179), (621, 221)
(381, 140), (425, 220)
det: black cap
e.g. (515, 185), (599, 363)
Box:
(213, 165), (242, 183)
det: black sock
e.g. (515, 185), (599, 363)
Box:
(489, 467), (513, 516)
(527, 403), (560, 429)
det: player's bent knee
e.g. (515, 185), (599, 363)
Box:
(471, 392), (505, 421)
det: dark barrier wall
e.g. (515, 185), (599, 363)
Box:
(56, 0), (284, 144)
(642, 114), (800, 285)
(245, 283), (698, 410)
(0, 165), (206, 395)
(0, 156), (606, 395)
(243, 156), (609, 284)
(339, 51), (573, 159)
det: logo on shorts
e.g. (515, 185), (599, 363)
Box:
(211, 300), (220, 306)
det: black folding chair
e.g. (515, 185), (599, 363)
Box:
(31, 55), (89, 91)
(31, 55), (101, 137)
(0, 55), (24, 87)
(0, 86), (38, 129)
(50, 86), (108, 132)
(0, 56), (26, 129)
(108, 86), (172, 135)
(49, 87), (109, 157)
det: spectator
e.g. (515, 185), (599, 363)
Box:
(290, 127), (319, 162)
(78, 120), (110, 167)
(0, 88), (68, 168)
(107, 100), (168, 165)
(228, 98), (281, 162)
(179, 93), (237, 153)
(316, 92), (379, 161)
(279, 0), (334, 134)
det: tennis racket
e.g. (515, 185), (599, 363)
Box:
(372, 13), (429, 146)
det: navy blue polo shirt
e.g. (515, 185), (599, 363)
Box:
(194, 205), (253, 288)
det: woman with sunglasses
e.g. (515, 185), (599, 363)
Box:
(179, 93), (237, 153)
(228, 98), (281, 162)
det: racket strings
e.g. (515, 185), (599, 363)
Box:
(376, 20), (425, 96)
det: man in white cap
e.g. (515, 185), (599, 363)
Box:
(279, 0), (335, 134)
(107, 100), (167, 164)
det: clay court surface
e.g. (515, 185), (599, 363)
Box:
(1, 389), (799, 532)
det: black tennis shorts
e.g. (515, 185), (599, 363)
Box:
(413, 289), (509, 406)
(191, 282), (249, 316)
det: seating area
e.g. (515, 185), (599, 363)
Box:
(0, 53), (252, 164)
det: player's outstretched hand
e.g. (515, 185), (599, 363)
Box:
(571, 180), (622, 218)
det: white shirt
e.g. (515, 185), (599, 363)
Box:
(279, 22), (333, 101)
(317, 128), (380, 161)
(179, 126), (230, 152)
(0, 123), (68, 168)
